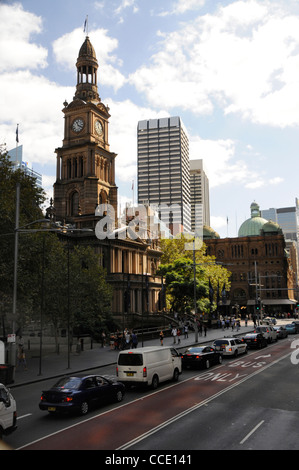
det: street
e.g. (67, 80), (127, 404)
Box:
(4, 332), (299, 451)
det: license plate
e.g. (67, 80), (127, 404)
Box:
(48, 407), (56, 411)
(126, 372), (134, 376)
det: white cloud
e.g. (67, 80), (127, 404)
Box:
(130, 0), (299, 127)
(189, 136), (254, 188)
(0, 2), (47, 71)
(159, 0), (205, 16)
(114, 0), (139, 15)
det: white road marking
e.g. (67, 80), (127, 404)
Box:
(240, 420), (265, 445)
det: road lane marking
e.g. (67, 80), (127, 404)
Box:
(117, 351), (291, 450)
(17, 414), (32, 420)
(18, 348), (291, 450)
(240, 420), (265, 445)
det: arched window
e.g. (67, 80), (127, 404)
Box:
(70, 192), (79, 216)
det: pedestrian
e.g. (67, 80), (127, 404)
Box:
(109, 333), (115, 350)
(199, 323), (202, 336)
(177, 328), (181, 344)
(131, 331), (138, 348)
(245, 316), (248, 327)
(159, 330), (164, 346)
(17, 345), (27, 370)
(171, 327), (177, 343)
(184, 324), (188, 338)
(204, 324), (207, 336)
(101, 331), (106, 347)
(125, 329), (131, 349)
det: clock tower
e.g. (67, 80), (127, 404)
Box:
(53, 35), (118, 227)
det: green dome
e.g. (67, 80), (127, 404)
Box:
(203, 225), (220, 239)
(262, 220), (282, 234)
(238, 201), (268, 237)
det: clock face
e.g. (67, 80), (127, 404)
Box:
(72, 118), (84, 133)
(95, 119), (103, 136)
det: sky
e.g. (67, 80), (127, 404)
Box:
(1, 0), (299, 238)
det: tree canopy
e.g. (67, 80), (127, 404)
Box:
(0, 149), (112, 340)
(157, 235), (231, 315)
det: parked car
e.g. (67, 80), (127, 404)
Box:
(254, 325), (277, 343)
(284, 323), (296, 335)
(262, 317), (277, 325)
(0, 383), (17, 439)
(39, 374), (125, 415)
(243, 333), (268, 349)
(212, 338), (247, 357)
(291, 321), (299, 333)
(273, 325), (288, 339)
(181, 346), (222, 369)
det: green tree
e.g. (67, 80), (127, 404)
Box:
(0, 148), (45, 326)
(158, 235), (231, 315)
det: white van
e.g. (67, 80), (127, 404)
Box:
(116, 346), (182, 389)
(0, 383), (17, 439)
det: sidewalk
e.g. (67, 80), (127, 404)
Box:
(10, 322), (255, 388)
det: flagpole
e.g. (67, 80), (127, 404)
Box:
(132, 179), (134, 209)
(84, 15), (89, 36)
(16, 123), (19, 167)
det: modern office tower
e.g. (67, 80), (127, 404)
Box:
(261, 203), (298, 243)
(137, 116), (191, 234)
(261, 201), (299, 282)
(189, 159), (210, 233)
(8, 145), (43, 187)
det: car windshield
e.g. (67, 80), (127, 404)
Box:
(214, 340), (229, 346)
(53, 377), (82, 390)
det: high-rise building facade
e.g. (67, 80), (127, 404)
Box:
(137, 116), (191, 234)
(189, 159), (210, 233)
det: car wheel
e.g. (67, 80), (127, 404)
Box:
(173, 368), (179, 381)
(80, 401), (89, 415)
(152, 375), (159, 389)
(218, 355), (223, 364)
(115, 390), (124, 402)
(205, 359), (210, 369)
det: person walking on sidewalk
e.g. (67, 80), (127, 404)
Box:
(177, 328), (181, 344)
(159, 330), (164, 346)
(172, 327), (177, 344)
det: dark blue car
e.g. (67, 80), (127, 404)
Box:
(39, 374), (125, 415)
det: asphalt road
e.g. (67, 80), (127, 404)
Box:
(5, 333), (299, 451)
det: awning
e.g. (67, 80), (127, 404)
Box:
(247, 299), (297, 306)
(261, 299), (297, 305)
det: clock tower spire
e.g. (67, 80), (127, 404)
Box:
(75, 35), (100, 102)
(53, 35), (118, 228)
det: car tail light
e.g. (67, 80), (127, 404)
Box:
(62, 396), (73, 403)
(116, 366), (118, 376)
(196, 355), (202, 359)
(40, 394), (45, 401)
(228, 348), (232, 352)
(143, 366), (147, 377)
